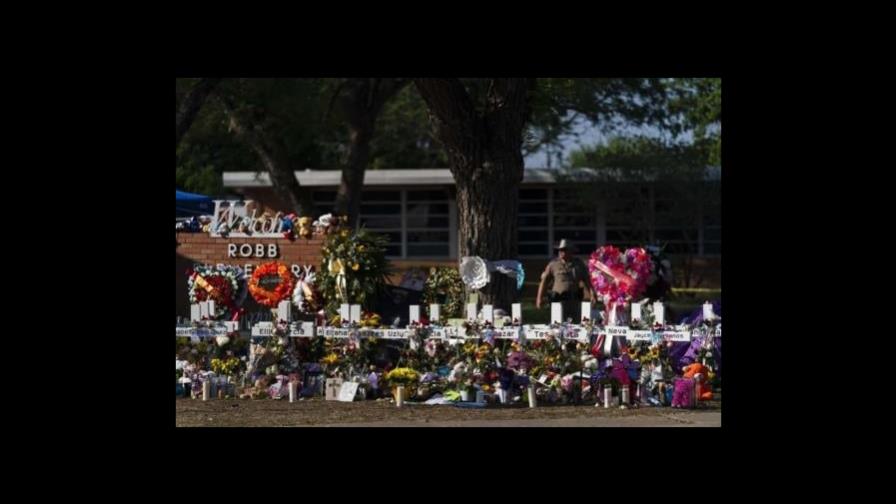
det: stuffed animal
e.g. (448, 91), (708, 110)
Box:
(281, 214), (294, 230)
(682, 362), (713, 401)
(314, 213), (334, 235)
(238, 217), (252, 235)
(298, 216), (313, 239)
(280, 213), (295, 236)
(199, 216), (212, 233)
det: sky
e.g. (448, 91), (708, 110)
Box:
(523, 120), (676, 169)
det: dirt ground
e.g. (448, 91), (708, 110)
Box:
(176, 395), (721, 427)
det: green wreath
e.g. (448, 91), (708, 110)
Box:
(318, 227), (391, 316)
(422, 266), (465, 320)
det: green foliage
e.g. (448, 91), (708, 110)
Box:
(318, 228), (392, 315)
(368, 85), (448, 169)
(421, 267), (465, 319)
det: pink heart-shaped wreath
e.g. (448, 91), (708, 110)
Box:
(588, 246), (653, 322)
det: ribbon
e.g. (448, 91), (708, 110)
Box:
(488, 260), (525, 290)
(591, 259), (635, 288)
(329, 259), (347, 302)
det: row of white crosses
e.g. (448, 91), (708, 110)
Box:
(338, 303), (362, 323)
(197, 298), (715, 327)
(190, 300), (217, 321)
(418, 300), (717, 327)
(182, 301), (238, 336)
(234, 300), (718, 339)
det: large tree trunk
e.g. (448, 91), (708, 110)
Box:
(333, 79), (408, 227)
(455, 157), (522, 308)
(415, 78), (535, 309)
(176, 78), (221, 147)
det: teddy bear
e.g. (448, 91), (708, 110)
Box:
(298, 216), (313, 239)
(682, 361), (713, 401)
(313, 213), (334, 235)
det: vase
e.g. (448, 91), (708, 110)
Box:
(460, 389), (472, 402)
(289, 381), (297, 403)
(394, 385), (406, 407)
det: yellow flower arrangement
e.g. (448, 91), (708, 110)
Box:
(360, 312), (382, 328)
(385, 367), (419, 385)
(210, 357), (241, 376)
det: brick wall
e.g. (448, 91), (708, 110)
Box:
(176, 232), (325, 318)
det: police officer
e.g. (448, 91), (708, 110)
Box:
(536, 239), (595, 322)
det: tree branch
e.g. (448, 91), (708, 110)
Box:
(176, 78), (221, 147)
(217, 94), (311, 214)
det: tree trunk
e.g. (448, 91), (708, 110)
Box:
(265, 153), (313, 216)
(334, 124), (371, 227)
(333, 79), (408, 226)
(176, 78), (221, 147)
(455, 157), (522, 308)
(415, 78), (535, 309)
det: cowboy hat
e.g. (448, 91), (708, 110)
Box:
(553, 239), (577, 252)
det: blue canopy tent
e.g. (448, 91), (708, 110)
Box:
(176, 190), (214, 217)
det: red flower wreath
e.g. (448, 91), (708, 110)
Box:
(248, 262), (296, 307)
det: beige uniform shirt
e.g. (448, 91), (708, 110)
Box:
(541, 257), (589, 295)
